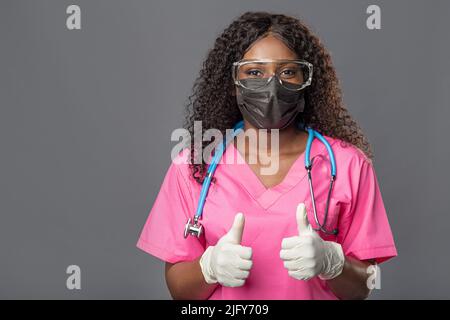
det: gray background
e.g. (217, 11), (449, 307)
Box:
(0, 0), (448, 299)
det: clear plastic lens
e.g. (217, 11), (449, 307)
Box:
(233, 60), (313, 91)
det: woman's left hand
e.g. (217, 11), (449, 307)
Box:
(280, 203), (345, 281)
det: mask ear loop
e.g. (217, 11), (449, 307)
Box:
(297, 118), (307, 131)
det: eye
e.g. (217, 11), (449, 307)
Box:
(245, 69), (263, 77)
(280, 68), (297, 77)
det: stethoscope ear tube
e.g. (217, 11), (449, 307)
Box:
(305, 128), (336, 176)
(306, 166), (338, 236)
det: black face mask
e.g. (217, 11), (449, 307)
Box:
(236, 77), (305, 130)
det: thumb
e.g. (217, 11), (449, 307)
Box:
(226, 212), (245, 244)
(296, 203), (312, 235)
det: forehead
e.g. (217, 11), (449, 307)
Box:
(243, 34), (298, 60)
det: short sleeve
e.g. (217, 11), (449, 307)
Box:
(136, 158), (205, 263)
(337, 157), (398, 264)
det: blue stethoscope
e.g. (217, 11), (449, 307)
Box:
(184, 120), (338, 239)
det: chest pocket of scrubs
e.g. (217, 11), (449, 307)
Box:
(304, 196), (342, 241)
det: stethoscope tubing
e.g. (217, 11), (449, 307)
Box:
(194, 122), (244, 222)
(186, 120), (338, 238)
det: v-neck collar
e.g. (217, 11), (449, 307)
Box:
(224, 133), (336, 210)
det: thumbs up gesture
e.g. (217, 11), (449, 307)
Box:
(199, 213), (253, 287)
(280, 203), (345, 281)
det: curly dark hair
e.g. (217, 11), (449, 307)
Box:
(184, 11), (374, 184)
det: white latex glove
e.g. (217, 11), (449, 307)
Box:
(199, 213), (253, 287)
(280, 203), (345, 281)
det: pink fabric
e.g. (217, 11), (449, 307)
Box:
(137, 135), (397, 299)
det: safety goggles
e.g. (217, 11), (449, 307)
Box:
(232, 59), (313, 91)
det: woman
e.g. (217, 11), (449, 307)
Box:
(137, 11), (397, 300)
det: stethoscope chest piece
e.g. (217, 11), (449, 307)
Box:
(184, 217), (203, 238)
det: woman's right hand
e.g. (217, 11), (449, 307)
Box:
(199, 213), (253, 287)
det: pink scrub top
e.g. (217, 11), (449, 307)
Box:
(136, 134), (398, 300)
